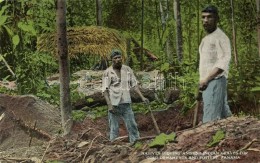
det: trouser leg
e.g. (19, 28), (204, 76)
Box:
(108, 110), (120, 141)
(203, 78), (226, 123)
(222, 88), (232, 118)
(121, 104), (140, 143)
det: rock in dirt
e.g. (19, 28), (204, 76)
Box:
(0, 94), (61, 152)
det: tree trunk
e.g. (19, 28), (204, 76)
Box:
(196, 0), (200, 70)
(166, 33), (174, 64)
(231, 0), (238, 66)
(96, 0), (102, 26)
(126, 38), (132, 66)
(257, 0), (260, 58)
(140, 0), (144, 70)
(73, 88), (159, 110)
(155, 0), (162, 46)
(56, 0), (72, 136)
(188, 0), (192, 61)
(174, 0), (183, 63)
(159, 0), (166, 31)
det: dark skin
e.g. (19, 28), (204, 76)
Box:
(103, 55), (149, 113)
(199, 12), (224, 91)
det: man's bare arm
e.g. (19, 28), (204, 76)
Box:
(133, 85), (149, 103)
(200, 67), (224, 90)
(103, 90), (114, 112)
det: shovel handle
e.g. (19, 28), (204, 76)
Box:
(147, 105), (161, 134)
(193, 90), (203, 128)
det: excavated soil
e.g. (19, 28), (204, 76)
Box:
(44, 115), (260, 163)
(0, 95), (259, 163)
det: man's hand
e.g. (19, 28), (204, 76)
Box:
(108, 104), (115, 114)
(199, 79), (209, 91)
(142, 97), (149, 105)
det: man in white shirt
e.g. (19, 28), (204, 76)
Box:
(102, 49), (149, 143)
(199, 5), (232, 123)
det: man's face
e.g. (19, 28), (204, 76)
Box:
(112, 55), (122, 69)
(202, 12), (218, 33)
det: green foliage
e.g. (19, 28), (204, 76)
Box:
(160, 62), (170, 72)
(0, 12), (8, 27)
(18, 21), (37, 36)
(250, 77), (260, 92)
(132, 101), (167, 114)
(238, 111), (247, 117)
(167, 60), (199, 114)
(251, 87), (260, 92)
(46, 161), (64, 163)
(72, 110), (87, 121)
(0, 0), (259, 120)
(12, 35), (20, 49)
(0, 84), (16, 95)
(87, 98), (94, 103)
(67, 0), (96, 27)
(149, 133), (176, 148)
(15, 51), (58, 95)
(134, 141), (143, 150)
(36, 84), (60, 106)
(228, 58), (260, 114)
(207, 129), (225, 147)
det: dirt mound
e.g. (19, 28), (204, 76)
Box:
(0, 96), (259, 163)
(43, 116), (259, 163)
(0, 94), (61, 152)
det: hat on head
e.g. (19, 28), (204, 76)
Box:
(110, 49), (122, 59)
(202, 5), (219, 17)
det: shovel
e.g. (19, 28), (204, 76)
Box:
(147, 104), (161, 134)
(193, 90), (203, 128)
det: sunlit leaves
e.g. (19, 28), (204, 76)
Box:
(0, 5), (9, 27)
(18, 21), (37, 36)
(0, 15), (8, 27)
(149, 133), (176, 148)
(12, 35), (20, 49)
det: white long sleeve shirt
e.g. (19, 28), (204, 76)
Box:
(199, 28), (231, 81)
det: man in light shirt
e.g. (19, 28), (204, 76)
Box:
(199, 5), (232, 123)
(102, 49), (149, 143)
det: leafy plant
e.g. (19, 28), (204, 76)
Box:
(207, 129), (225, 147)
(14, 51), (58, 99)
(72, 110), (87, 121)
(46, 161), (64, 163)
(149, 132), (176, 148)
(134, 141), (143, 150)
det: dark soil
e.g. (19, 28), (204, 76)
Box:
(0, 95), (259, 163)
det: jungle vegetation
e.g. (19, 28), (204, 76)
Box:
(0, 0), (259, 128)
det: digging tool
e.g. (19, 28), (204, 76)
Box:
(147, 104), (161, 134)
(193, 90), (203, 128)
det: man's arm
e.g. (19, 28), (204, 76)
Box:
(102, 70), (115, 113)
(199, 67), (223, 90)
(133, 85), (149, 104)
(103, 90), (114, 113)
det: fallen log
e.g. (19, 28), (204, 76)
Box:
(73, 87), (157, 110)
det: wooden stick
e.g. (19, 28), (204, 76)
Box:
(193, 90), (202, 128)
(239, 139), (259, 151)
(29, 121), (37, 147)
(0, 157), (38, 162)
(0, 54), (16, 77)
(148, 104), (161, 135)
(82, 134), (100, 162)
(41, 137), (57, 162)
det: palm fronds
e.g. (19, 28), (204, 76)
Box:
(37, 26), (127, 59)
